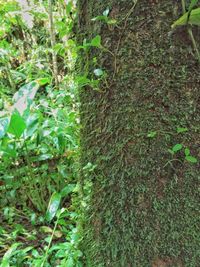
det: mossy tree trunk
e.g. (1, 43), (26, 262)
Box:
(78, 1), (200, 266)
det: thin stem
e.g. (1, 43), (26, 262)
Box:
(41, 214), (60, 267)
(5, 62), (16, 92)
(48, 0), (59, 88)
(24, 141), (44, 212)
(181, 0), (186, 13)
(188, 27), (200, 63)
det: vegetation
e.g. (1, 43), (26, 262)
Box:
(0, 0), (82, 266)
(0, 0), (199, 266)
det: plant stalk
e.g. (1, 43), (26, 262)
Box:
(48, 0), (59, 88)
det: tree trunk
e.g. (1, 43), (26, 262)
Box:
(78, 1), (200, 266)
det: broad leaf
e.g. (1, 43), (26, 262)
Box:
(46, 192), (62, 222)
(61, 184), (76, 197)
(172, 7), (200, 28)
(7, 112), (26, 138)
(188, 0), (199, 13)
(24, 114), (39, 138)
(13, 81), (39, 115)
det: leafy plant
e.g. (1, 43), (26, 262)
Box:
(172, 0), (200, 61)
(168, 143), (198, 163)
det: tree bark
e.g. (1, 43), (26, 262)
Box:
(78, 1), (200, 266)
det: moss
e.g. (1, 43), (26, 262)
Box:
(78, 1), (200, 266)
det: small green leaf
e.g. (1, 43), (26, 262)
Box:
(91, 15), (108, 22)
(76, 76), (91, 87)
(177, 127), (188, 133)
(107, 19), (117, 25)
(32, 154), (53, 161)
(91, 35), (101, 47)
(61, 184), (76, 197)
(172, 143), (183, 152)
(184, 148), (190, 156)
(36, 77), (50, 86)
(0, 117), (9, 139)
(7, 112), (26, 138)
(40, 226), (53, 233)
(147, 131), (157, 138)
(46, 192), (62, 222)
(185, 155), (198, 163)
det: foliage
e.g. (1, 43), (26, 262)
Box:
(172, 0), (200, 62)
(0, 0), (82, 266)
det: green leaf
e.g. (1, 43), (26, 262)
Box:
(25, 114), (39, 138)
(147, 131), (157, 138)
(1, 147), (17, 158)
(40, 226), (53, 233)
(184, 148), (190, 156)
(172, 7), (200, 28)
(91, 35), (101, 47)
(177, 127), (188, 133)
(91, 15), (108, 22)
(32, 153), (53, 161)
(76, 76), (91, 87)
(188, 0), (199, 13)
(57, 133), (66, 152)
(46, 192), (62, 222)
(7, 112), (26, 138)
(172, 143), (183, 152)
(107, 19), (117, 25)
(66, 257), (74, 267)
(61, 184), (76, 197)
(185, 155), (198, 163)
(1, 243), (21, 267)
(36, 77), (50, 86)
(0, 117), (9, 138)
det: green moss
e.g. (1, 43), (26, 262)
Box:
(78, 1), (200, 266)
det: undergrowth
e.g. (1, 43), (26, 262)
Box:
(0, 0), (82, 266)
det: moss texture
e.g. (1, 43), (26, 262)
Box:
(78, 1), (200, 266)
